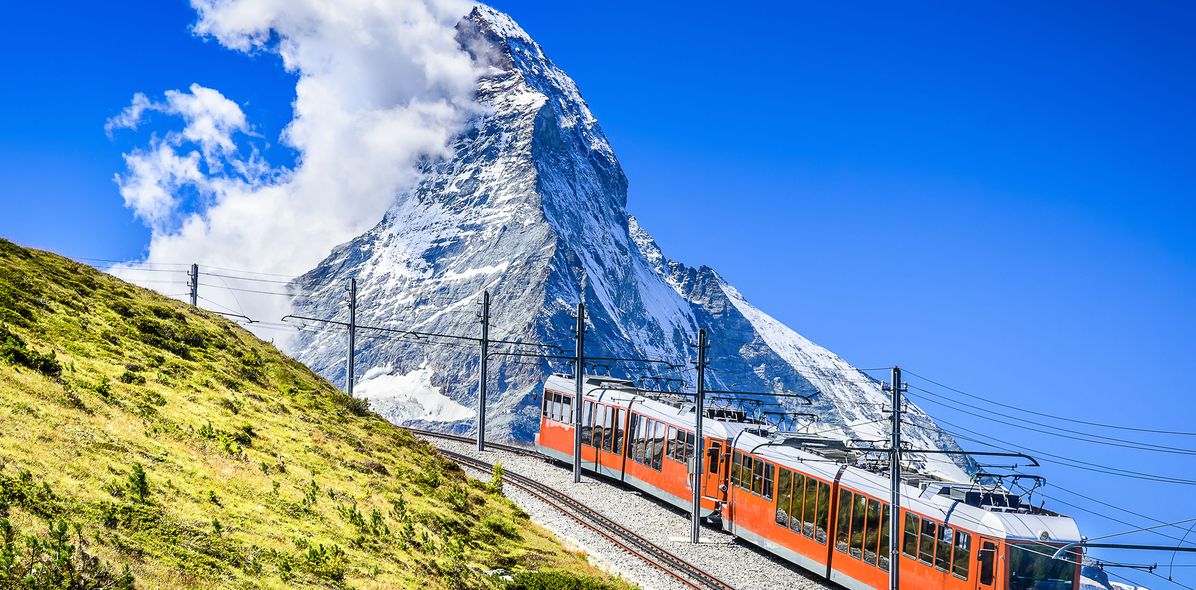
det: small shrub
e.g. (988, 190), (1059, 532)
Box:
(127, 463), (149, 504)
(217, 398), (241, 415)
(212, 518), (222, 535)
(0, 324), (62, 378)
(0, 518), (136, 589)
(481, 514), (520, 540)
(489, 462), (504, 495)
(94, 377), (112, 399)
(332, 392), (371, 417)
(118, 370), (146, 385)
(198, 421), (215, 439)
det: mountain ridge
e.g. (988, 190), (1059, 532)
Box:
(291, 5), (968, 481)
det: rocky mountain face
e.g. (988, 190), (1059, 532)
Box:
(291, 5), (967, 479)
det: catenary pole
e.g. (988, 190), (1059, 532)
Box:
(477, 290), (490, 452)
(189, 263), (198, 307)
(346, 278), (356, 396)
(692, 328), (708, 543)
(573, 299), (585, 483)
(889, 366), (903, 590)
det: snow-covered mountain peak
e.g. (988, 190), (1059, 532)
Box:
(291, 4), (969, 481)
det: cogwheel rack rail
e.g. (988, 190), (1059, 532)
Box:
(407, 429), (736, 590)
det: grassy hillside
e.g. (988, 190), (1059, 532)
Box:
(0, 239), (623, 590)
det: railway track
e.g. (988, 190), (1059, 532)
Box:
(410, 429), (735, 590)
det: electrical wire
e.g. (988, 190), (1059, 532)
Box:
(197, 282), (296, 297)
(905, 369), (1196, 437)
(907, 388), (1196, 456)
(1088, 517), (1196, 543)
(203, 272), (293, 285)
(925, 419), (1196, 485)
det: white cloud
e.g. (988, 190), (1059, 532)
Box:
(107, 0), (481, 346)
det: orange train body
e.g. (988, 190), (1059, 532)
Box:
(535, 375), (1083, 590)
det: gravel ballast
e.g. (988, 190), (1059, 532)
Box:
(422, 436), (835, 590)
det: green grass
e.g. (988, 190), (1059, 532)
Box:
(0, 238), (632, 590)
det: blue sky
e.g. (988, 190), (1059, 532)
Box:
(2, 2), (1194, 585)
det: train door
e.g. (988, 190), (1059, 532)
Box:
(976, 538), (998, 590)
(702, 440), (723, 498)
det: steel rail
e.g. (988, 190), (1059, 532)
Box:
(409, 429), (735, 590)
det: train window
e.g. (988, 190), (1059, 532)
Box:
(835, 490), (852, 554)
(731, 452), (742, 487)
(849, 494), (868, 559)
(641, 418), (653, 464)
(802, 476), (818, 537)
(935, 525), (952, 571)
(665, 427), (678, 461)
(751, 457), (764, 495)
(786, 475), (802, 534)
(762, 463), (774, 500)
(581, 401), (593, 442)
(978, 541), (996, 585)
(736, 455), (747, 489)
(815, 481), (831, 544)
(864, 498), (881, 565)
(879, 504), (891, 572)
(633, 416), (647, 463)
(553, 395), (563, 423)
(902, 513), (919, 558)
(603, 406), (616, 452)
(627, 413), (639, 459)
(919, 518), (937, 565)
(776, 468), (792, 527)
(542, 393), (549, 418)
(614, 409), (626, 455)
(652, 421), (666, 470)
(952, 530), (970, 579)
(684, 432), (696, 464)
(590, 405), (602, 447)
(561, 395), (573, 423)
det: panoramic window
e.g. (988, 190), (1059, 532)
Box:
(1008, 543), (1077, 590)
(919, 518), (937, 564)
(815, 481), (831, 544)
(902, 513), (919, 558)
(835, 490), (852, 553)
(775, 468), (792, 527)
(952, 529), (971, 579)
(935, 525), (953, 571)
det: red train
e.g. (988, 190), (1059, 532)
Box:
(535, 375), (1083, 590)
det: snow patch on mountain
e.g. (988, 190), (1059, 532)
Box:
(355, 366), (473, 423)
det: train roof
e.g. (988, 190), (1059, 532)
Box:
(544, 374), (766, 440)
(734, 429), (1081, 544)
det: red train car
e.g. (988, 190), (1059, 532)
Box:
(535, 375), (758, 516)
(725, 429), (1082, 590)
(536, 375), (1083, 590)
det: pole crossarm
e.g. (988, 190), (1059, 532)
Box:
(854, 447), (1042, 468)
(210, 310), (254, 323)
(1052, 543), (1196, 559)
(703, 389), (818, 403)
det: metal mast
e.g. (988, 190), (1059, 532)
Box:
(346, 278), (357, 395)
(691, 328), (708, 543)
(477, 290), (490, 452)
